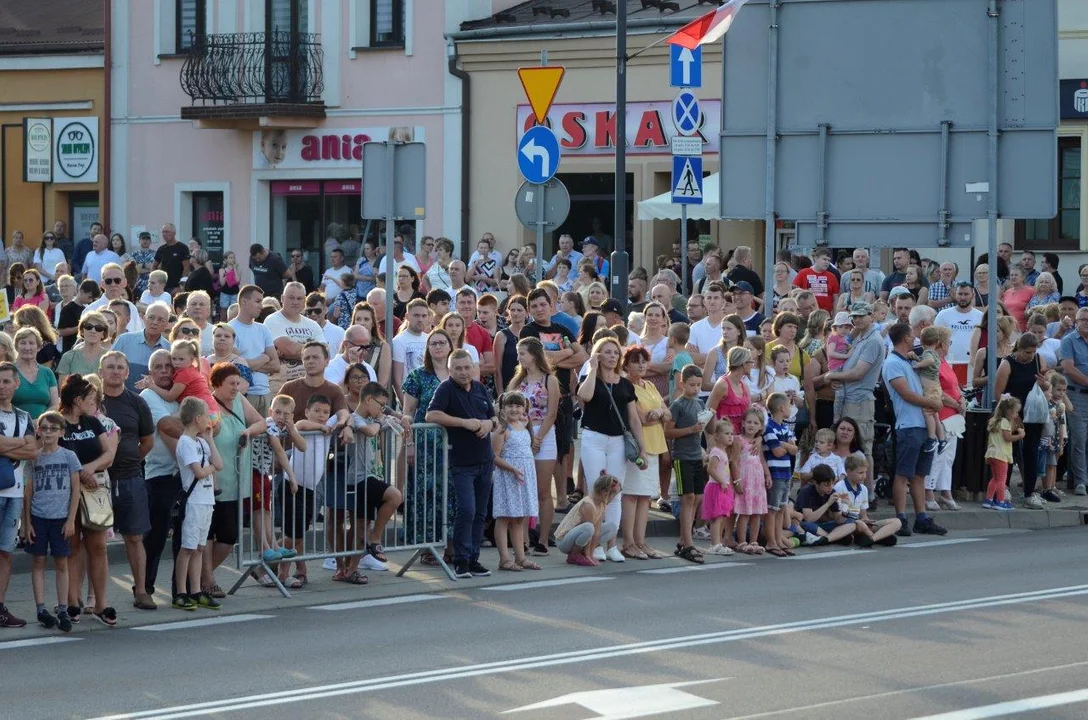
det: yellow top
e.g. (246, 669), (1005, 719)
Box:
(766, 342), (805, 381)
(985, 418), (1014, 463)
(633, 380), (669, 455)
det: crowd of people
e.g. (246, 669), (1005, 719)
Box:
(0, 220), (1086, 632)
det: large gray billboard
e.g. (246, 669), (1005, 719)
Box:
(719, 0), (1058, 247)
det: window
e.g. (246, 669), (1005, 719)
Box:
(192, 192), (225, 263)
(1016, 137), (1082, 251)
(176, 0), (206, 52)
(370, 0), (404, 47)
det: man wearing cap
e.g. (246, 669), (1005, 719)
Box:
(580, 237), (609, 280)
(733, 281), (764, 336)
(821, 302), (886, 495)
(599, 299), (625, 329)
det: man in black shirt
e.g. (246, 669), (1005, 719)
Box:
(99, 351), (156, 610)
(249, 243), (292, 298)
(289, 250), (316, 294)
(152, 223), (190, 291)
(725, 245), (765, 304)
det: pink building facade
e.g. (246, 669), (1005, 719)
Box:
(109, 0), (497, 274)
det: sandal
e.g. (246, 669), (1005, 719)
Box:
(332, 569), (348, 582)
(621, 545), (649, 560)
(202, 584), (226, 599)
(677, 545), (705, 564)
(419, 552), (439, 566)
(498, 560), (522, 572)
(293, 573), (309, 587)
(567, 490), (584, 504)
(751, 544), (766, 555)
(517, 559), (542, 570)
(281, 576), (303, 589)
(366, 542), (388, 563)
(767, 548), (789, 558)
(739, 543), (757, 555)
(344, 571), (368, 585)
(638, 544), (667, 559)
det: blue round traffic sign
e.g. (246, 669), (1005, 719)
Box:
(672, 90), (701, 137)
(517, 126), (562, 184)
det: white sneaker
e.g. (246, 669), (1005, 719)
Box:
(605, 546), (626, 563)
(925, 500), (941, 511)
(1023, 493), (1044, 509)
(1076, 485), (1087, 496)
(693, 527), (711, 541)
(708, 544), (734, 556)
(322, 558), (337, 571)
(359, 554), (388, 571)
(938, 497), (960, 511)
(803, 532), (822, 546)
(592, 547), (607, 561)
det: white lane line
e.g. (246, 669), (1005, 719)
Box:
(785, 550), (871, 561)
(900, 538), (987, 549)
(909, 688), (1088, 719)
(131, 614), (273, 632)
(638, 562), (752, 574)
(0, 637), (81, 650)
(480, 577), (614, 592)
(89, 583), (1088, 720)
(310, 594), (446, 611)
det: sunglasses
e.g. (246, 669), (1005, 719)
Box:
(177, 326), (200, 336)
(305, 308), (324, 316)
(103, 277), (123, 285)
(83, 324), (107, 333)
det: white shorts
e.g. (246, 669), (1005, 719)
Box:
(531, 423), (557, 461)
(181, 504), (214, 550)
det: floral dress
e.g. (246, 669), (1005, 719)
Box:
(131, 248), (155, 295)
(335, 287), (359, 329)
(403, 367), (452, 543)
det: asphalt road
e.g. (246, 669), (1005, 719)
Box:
(6, 527), (1088, 720)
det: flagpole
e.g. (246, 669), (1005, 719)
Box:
(612, 0), (629, 307)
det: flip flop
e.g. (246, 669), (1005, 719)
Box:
(293, 573), (308, 586)
(767, 548), (789, 558)
(344, 571), (368, 585)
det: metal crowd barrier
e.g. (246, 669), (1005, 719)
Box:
(228, 422), (452, 597)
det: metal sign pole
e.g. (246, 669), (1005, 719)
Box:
(536, 182), (546, 277)
(613, 0), (629, 306)
(384, 142), (398, 488)
(680, 204), (689, 296)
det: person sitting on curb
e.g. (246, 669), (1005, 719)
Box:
(554, 474), (621, 567)
(834, 455), (901, 547)
(794, 465), (858, 545)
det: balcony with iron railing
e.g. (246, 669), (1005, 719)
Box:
(179, 30), (326, 127)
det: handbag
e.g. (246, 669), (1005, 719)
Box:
(604, 379), (642, 464)
(0, 409), (25, 491)
(79, 472), (113, 532)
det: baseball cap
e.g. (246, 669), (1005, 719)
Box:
(581, 236), (599, 247)
(138, 231), (152, 240)
(733, 281), (755, 295)
(599, 299), (623, 315)
(888, 286), (912, 300)
(849, 301), (873, 317)
(833, 311), (853, 327)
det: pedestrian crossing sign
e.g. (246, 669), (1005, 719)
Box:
(671, 156), (703, 205)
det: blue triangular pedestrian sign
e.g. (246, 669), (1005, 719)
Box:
(672, 156), (703, 205)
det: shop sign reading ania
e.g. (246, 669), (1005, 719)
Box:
(515, 100), (721, 156)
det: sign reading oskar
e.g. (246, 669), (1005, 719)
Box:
(53, 117), (98, 183)
(23, 118), (52, 183)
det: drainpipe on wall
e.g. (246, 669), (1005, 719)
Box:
(102, 0), (112, 231)
(447, 44), (471, 250)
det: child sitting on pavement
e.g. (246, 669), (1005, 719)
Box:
(834, 455), (900, 547)
(794, 465), (858, 545)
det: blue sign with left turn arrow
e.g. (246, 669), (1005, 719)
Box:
(518, 126), (561, 184)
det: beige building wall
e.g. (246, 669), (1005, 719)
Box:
(458, 34), (762, 271)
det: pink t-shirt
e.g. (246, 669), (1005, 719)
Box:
(826, 333), (850, 372)
(936, 359), (962, 423)
(174, 365), (216, 409)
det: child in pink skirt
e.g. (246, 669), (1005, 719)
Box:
(703, 421), (739, 555)
(734, 407), (771, 555)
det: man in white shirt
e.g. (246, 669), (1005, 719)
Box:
(82, 262), (145, 333)
(852, 248), (886, 298)
(80, 234), (122, 285)
(228, 285), (281, 415)
(263, 282), (327, 395)
(391, 299), (431, 403)
(138, 349), (181, 598)
(447, 260), (476, 298)
(324, 325), (378, 385)
(543, 234), (583, 280)
(304, 293), (344, 350)
(688, 280), (726, 366)
(321, 248), (349, 303)
(934, 283), (983, 365)
(376, 235), (420, 276)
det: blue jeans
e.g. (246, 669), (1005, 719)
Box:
(451, 462), (494, 564)
(0, 496), (23, 553)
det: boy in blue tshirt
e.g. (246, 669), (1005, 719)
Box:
(763, 393), (798, 557)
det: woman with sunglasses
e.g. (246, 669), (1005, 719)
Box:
(13, 268), (49, 315)
(34, 232), (65, 284)
(836, 269), (874, 311)
(57, 312), (110, 383)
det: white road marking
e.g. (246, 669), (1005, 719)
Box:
(900, 538), (987, 549)
(89, 583), (1088, 720)
(638, 562), (752, 574)
(131, 614), (272, 632)
(0, 637), (81, 650)
(909, 688), (1088, 719)
(480, 577), (614, 592)
(785, 549), (872, 561)
(310, 594), (446, 611)
(505, 679), (728, 717)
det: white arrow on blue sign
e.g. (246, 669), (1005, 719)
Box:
(670, 45), (702, 88)
(517, 126), (561, 184)
(672, 155), (703, 205)
(672, 90), (701, 137)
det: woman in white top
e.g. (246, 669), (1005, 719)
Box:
(640, 302), (672, 398)
(1027, 312), (1062, 367)
(34, 231), (66, 283)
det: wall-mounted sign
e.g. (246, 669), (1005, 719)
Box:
(516, 100), (721, 157)
(23, 118), (52, 183)
(53, 117), (98, 183)
(253, 126), (427, 170)
(1061, 79), (1088, 119)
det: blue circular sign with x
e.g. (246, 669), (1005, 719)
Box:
(672, 90), (701, 137)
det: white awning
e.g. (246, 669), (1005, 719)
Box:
(636, 173), (720, 221)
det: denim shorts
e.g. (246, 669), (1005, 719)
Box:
(0, 496), (22, 553)
(767, 479), (791, 510)
(895, 427), (935, 479)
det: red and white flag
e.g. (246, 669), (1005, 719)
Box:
(666, 0), (751, 50)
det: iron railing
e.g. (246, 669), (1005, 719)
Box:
(180, 31), (324, 106)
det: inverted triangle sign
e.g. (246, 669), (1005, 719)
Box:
(518, 66), (565, 125)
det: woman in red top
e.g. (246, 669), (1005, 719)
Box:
(707, 346), (753, 435)
(1002, 266), (1035, 331)
(924, 326), (965, 511)
(13, 268), (49, 314)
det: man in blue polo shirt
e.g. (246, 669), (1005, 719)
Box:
(426, 349), (498, 580)
(111, 302), (172, 390)
(1059, 307), (1088, 496)
(881, 322), (948, 537)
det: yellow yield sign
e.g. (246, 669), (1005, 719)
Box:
(518, 66), (565, 126)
